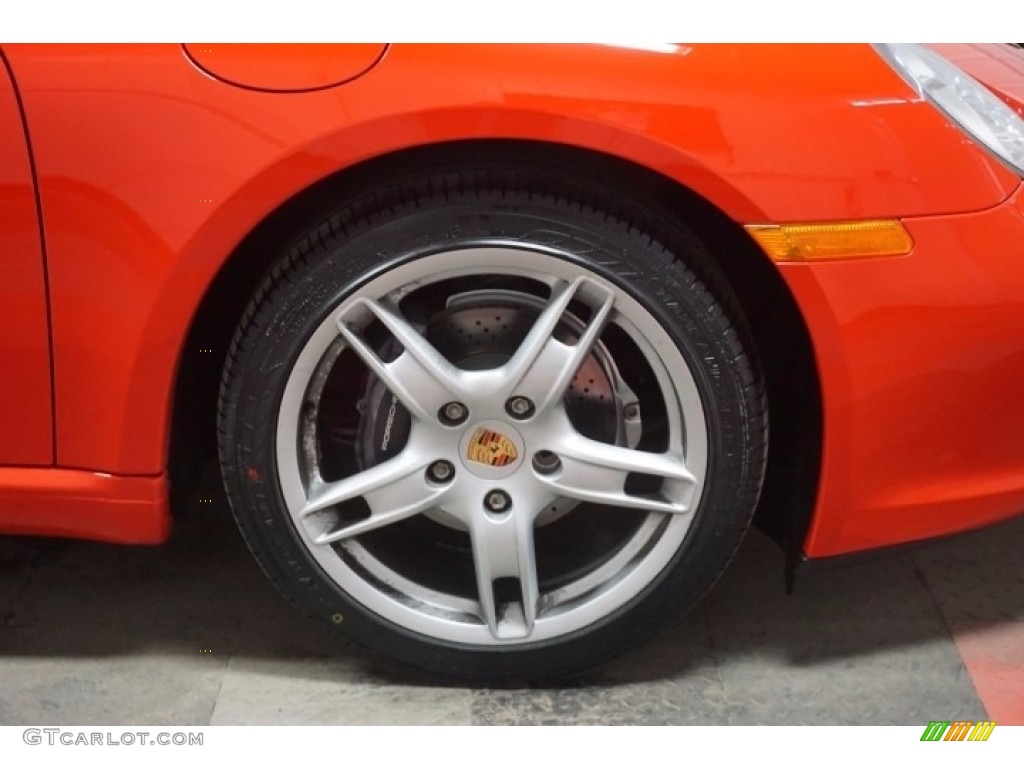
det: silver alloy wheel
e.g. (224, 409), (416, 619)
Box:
(275, 245), (709, 645)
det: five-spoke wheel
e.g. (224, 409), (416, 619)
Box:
(219, 171), (766, 681)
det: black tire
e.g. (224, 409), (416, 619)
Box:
(218, 163), (767, 684)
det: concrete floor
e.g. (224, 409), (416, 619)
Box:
(1, 470), (1022, 725)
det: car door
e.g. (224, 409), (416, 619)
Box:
(0, 54), (52, 465)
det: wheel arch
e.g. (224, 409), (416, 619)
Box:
(170, 139), (822, 564)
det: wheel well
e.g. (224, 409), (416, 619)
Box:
(169, 140), (822, 565)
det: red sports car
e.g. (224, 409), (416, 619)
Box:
(1, 43), (1022, 681)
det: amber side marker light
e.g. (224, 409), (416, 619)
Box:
(746, 220), (913, 262)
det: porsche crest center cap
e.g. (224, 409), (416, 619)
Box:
(458, 420), (525, 479)
(467, 427), (518, 467)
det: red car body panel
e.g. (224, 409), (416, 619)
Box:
(182, 43), (388, 91)
(0, 43), (1022, 557)
(0, 58), (52, 466)
(790, 184), (1024, 556)
(0, 467), (167, 543)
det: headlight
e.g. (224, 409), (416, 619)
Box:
(876, 43), (1024, 177)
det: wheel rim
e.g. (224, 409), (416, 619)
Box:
(275, 245), (709, 645)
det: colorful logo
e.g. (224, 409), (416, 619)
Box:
(466, 428), (519, 467)
(920, 721), (996, 742)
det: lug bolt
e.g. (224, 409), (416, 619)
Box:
(440, 401), (468, 426)
(623, 402), (641, 420)
(532, 450), (562, 475)
(427, 460), (455, 483)
(484, 490), (511, 513)
(506, 396), (535, 419)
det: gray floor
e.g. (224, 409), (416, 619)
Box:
(1, 468), (1021, 725)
